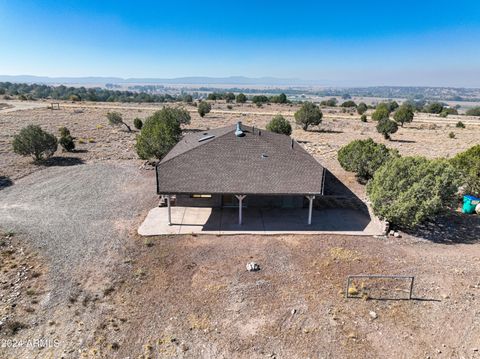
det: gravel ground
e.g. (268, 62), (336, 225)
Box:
(0, 161), (156, 303)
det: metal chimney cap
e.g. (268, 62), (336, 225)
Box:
(235, 121), (245, 137)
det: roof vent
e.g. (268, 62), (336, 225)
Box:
(261, 153), (268, 159)
(235, 122), (245, 137)
(198, 135), (215, 142)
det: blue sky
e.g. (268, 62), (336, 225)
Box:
(1, 0), (480, 86)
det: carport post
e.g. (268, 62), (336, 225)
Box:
(167, 195), (171, 225)
(235, 195), (246, 225)
(306, 195), (315, 225)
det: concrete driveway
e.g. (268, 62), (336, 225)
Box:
(138, 206), (383, 236)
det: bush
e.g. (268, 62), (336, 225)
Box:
(450, 145), (480, 196)
(448, 132), (455, 139)
(376, 117), (398, 139)
(294, 102), (323, 131)
(207, 93), (217, 101)
(320, 98), (337, 107)
(270, 93), (288, 104)
(236, 93), (247, 103)
(371, 106), (390, 121)
(226, 104), (233, 110)
(393, 104), (414, 126)
(135, 108), (182, 160)
(424, 102), (444, 114)
(341, 100), (357, 108)
(266, 115), (292, 136)
(466, 107), (480, 116)
(58, 127), (75, 152)
(338, 138), (399, 183)
(252, 95), (269, 106)
(172, 107), (191, 125)
(12, 125), (58, 161)
(456, 121), (465, 128)
(360, 114), (367, 122)
(133, 118), (143, 130)
(183, 94), (193, 103)
(367, 157), (459, 228)
(225, 92), (235, 103)
(107, 112), (131, 132)
(197, 101), (211, 117)
(357, 102), (368, 115)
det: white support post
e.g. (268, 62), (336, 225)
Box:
(167, 195), (172, 225)
(307, 195), (315, 225)
(235, 195), (246, 225)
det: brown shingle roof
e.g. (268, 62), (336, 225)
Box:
(156, 124), (325, 195)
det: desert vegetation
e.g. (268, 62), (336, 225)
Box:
(266, 115), (292, 135)
(294, 101), (323, 131)
(12, 125), (58, 161)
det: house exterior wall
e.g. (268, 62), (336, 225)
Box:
(175, 194), (305, 208)
(175, 194), (222, 207)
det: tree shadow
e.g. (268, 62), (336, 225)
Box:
(0, 176), (13, 190)
(390, 139), (416, 143)
(404, 212), (480, 244)
(40, 157), (85, 167)
(308, 128), (344, 134)
(70, 149), (88, 153)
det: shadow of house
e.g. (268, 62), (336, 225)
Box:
(0, 176), (13, 190)
(404, 212), (480, 244)
(316, 169), (370, 216)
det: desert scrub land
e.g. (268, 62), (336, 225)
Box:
(0, 100), (479, 358)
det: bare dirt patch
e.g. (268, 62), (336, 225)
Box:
(85, 234), (480, 358)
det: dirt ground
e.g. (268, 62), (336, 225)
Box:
(1, 100), (480, 358)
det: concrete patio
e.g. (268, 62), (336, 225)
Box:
(138, 206), (383, 236)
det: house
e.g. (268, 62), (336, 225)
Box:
(156, 122), (326, 225)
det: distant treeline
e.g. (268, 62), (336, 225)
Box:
(0, 82), (181, 103)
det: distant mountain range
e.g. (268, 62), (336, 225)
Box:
(0, 75), (317, 86)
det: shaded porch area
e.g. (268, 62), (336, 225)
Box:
(138, 206), (383, 236)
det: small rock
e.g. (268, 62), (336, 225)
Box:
(473, 348), (478, 352)
(369, 311), (377, 319)
(246, 262), (260, 272)
(393, 232), (401, 238)
(291, 309), (296, 315)
(389, 230), (395, 236)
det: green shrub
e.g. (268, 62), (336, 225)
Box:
(271, 93), (288, 104)
(456, 121), (465, 128)
(393, 104), (414, 126)
(450, 145), (480, 196)
(236, 93), (247, 103)
(183, 94), (193, 103)
(341, 100), (357, 108)
(266, 115), (292, 136)
(465, 107), (480, 116)
(338, 138), (399, 183)
(320, 98), (337, 107)
(371, 106), (390, 121)
(252, 95), (269, 106)
(360, 114), (367, 122)
(424, 102), (444, 114)
(12, 125), (58, 161)
(226, 104), (233, 110)
(198, 101), (211, 117)
(294, 102), (323, 131)
(376, 117), (398, 140)
(135, 108), (182, 160)
(367, 157), (459, 228)
(107, 111), (131, 132)
(357, 102), (368, 115)
(58, 127), (75, 152)
(58, 127), (70, 137)
(225, 92), (235, 103)
(133, 118), (143, 130)
(448, 132), (455, 139)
